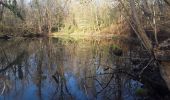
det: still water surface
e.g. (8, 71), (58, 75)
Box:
(0, 37), (143, 100)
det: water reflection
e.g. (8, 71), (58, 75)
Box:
(0, 37), (145, 100)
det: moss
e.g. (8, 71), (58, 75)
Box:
(111, 45), (121, 50)
(112, 35), (119, 40)
(135, 87), (148, 96)
(110, 45), (123, 56)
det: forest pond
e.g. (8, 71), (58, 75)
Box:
(0, 37), (167, 100)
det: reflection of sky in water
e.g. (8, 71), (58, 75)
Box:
(23, 84), (37, 100)
(0, 82), (38, 100)
(65, 73), (88, 100)
(0, 78), (57, 100)
(0, 38), (144, 100)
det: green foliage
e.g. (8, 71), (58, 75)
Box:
(111, 44), (121, 50)
(135, 87), (148, 96)
(110, 44), (123, 56)
(62, 24), (76, 34)
(112, 36), (119, 40)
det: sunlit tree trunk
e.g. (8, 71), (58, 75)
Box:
(34, 0), (42, 33)
(0, 0), (4, 21)
(153, 1), (158, 45)
(129, 0), (153, 52)
(45, 7), (52, 34)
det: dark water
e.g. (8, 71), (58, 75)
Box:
(0, 37), (148, 100)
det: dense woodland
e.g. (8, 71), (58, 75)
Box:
(0, 0), (119, 35)
(0, 0), (169, 38)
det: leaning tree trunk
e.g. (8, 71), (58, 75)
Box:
(0, 0), (24, 20)
(129, 0), (153, 53)
(164, 0), (170, 6)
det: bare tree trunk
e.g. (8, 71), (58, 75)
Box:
(36, 0), (42, 33)
(129, 0), (153, 53)
(46, 7), (52, 34)
(142, 0), (151, 17)
(153, 2), (159, 45)
(0, 3), (4, 21)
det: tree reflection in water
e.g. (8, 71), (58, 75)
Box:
(0, 38), (147, 100)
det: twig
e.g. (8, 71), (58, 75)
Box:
(97, 74), (114, 94)
(1, 82), (6, 95)
(86, 70), (137, 80)
(139, 58), (154, 77)
(95, 78), (104, 89)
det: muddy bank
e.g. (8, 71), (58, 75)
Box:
(0, 33), (47, 40)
